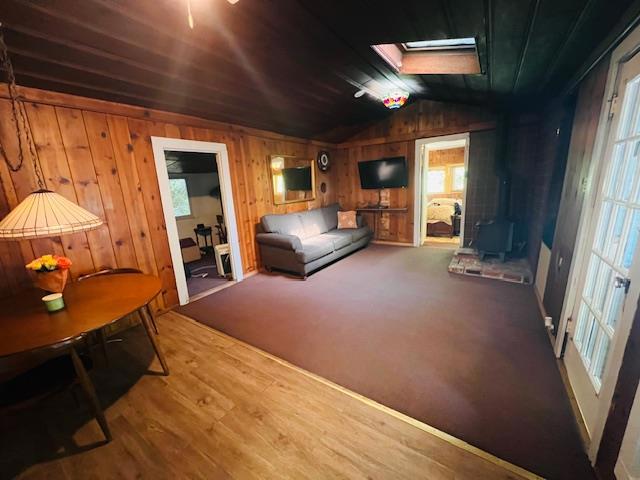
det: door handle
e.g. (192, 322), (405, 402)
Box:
(614, 276), (631, 294)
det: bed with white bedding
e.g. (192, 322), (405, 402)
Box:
(426, 198), (462, 236)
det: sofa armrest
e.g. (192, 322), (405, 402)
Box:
(256, 233), (302, 251)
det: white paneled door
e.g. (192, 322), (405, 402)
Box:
(565, 52), (640, 444)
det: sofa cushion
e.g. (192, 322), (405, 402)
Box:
(321, 203), (340, 231)
(296, 235), (334, 263)
(341, 225), (372, 243)
(299, 208), (328, 238)
(337, 211), (357, 229)
(323, 231), (352, 250)
(261, 213), (305, 238)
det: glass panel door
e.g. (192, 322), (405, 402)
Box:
(573, 75), (640, 392)
(564, 52), (640, 440)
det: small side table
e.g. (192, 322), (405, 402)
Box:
(194, 226), (214, 255)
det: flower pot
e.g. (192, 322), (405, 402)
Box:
(33, 269), (69, 293)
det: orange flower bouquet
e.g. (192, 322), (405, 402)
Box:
(26, 254), (73, 293)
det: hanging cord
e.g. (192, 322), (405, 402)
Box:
(0, 23), (45, 189)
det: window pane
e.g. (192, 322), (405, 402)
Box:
(452, 166), (465, 191)
(621, 79), (640, 138)
(584, 254), (600, 302)
(574, 301), (591, 347)
(621, 141), (640, 201)
(169, 178), (191, 217)
(427, 170), (445, 193)
(593, 333), (611, 386)
(594, 201), (614, 253)
(605, 205), (628, 261)
(606, 144), (627, 198)
(593, 264), (612, 314)
(581, 319), (599, 364)
(623, 209), (640, 269)
(604, 283), (625, 329)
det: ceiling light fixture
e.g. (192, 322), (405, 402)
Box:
(354, 89), (366, 98)
(382, 90), (410, 109)
(0, 24), (103, 240)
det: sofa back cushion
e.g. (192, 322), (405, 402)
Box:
(261, 213), (306, 238)
(299, 208), (328, 238)
(261, 204), (342, 240)
(321, 203), (340, 231)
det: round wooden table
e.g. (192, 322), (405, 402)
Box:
(0, 273), (169, 441)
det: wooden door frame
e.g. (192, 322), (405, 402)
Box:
(413, 133), (469, 247)
(151, 137), (244, 305)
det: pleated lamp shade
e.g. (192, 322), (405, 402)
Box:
(0, 189), (103, 240)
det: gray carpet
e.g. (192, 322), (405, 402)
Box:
(177, 244), (594, 479)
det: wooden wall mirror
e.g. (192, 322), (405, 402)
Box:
(269, 155), (316, 205)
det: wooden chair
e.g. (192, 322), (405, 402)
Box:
(77, 269), (159, 363)
(0, 348), (111, 442)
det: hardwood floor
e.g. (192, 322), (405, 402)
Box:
(2, 312), (535, 479)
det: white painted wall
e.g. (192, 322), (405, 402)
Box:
(535, 241), (551, 302)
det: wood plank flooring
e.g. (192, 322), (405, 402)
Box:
(2, 312), (535, 479)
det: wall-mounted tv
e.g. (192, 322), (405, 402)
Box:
(282, 166), (312, 191)
(358, 157), (408, 189)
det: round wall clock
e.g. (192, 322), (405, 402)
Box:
(317, 151), (330, 172)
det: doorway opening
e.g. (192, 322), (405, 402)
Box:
(166, 151), (231, 298)
(414, 134), (469, 248)
(151, 137), (244, 305)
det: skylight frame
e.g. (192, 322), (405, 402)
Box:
(371, 37), (481, 75)
(402, 38), (477, 51)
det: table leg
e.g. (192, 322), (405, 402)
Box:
(140, 305), (170, 375)
(97, 328), (109, 366)
(70, 346), (112, 441)
(145, 304), (159, 334)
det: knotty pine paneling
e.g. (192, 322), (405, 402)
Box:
(335, 100), (497, 244)
(0, 86), (336, 309)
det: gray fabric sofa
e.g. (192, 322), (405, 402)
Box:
(257, 203), (372, 277)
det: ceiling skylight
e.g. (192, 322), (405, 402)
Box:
(403, 38), (476, 51)
(371, 38), (481, 75)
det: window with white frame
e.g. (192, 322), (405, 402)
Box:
(169, 178), (192, 218)
(452, 165), (465, 191)
(427, 169), (446, 193)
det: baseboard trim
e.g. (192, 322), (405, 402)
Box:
(371, 240), (413, 247)
(171, 310), (544, 480)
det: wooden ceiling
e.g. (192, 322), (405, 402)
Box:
(0, 0), (637, 140)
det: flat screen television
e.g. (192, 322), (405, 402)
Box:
(282, 166), (312, 191)
(358, 157), (408, 189)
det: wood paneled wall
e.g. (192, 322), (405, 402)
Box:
(543, 57), (610, 332)
(335, 100), (497, 244)
(0, 86), (336, 309)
